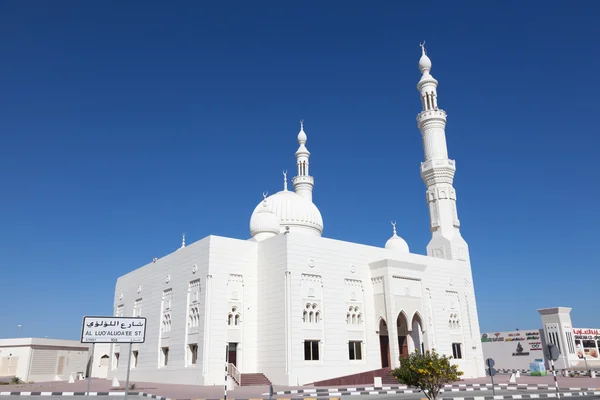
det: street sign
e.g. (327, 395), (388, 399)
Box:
(81, 316), (147, 343)
(548, 344), (560, 361)
(485, 357), (497, 395)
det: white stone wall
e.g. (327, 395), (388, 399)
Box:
(0, 346), (31, 381)
(107, 231), (485, 385)
(203, 236), (257, 385)
(255, 234), (288, 384)
(109, 236), (212, 384)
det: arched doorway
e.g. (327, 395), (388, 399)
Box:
(96, 354), (109, 379)
(411, 313), (425, 354)
(397, 312), (409, 359)
(378, 319), (390, 368)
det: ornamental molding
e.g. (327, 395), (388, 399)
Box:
(301, 273), (322, 284)
(344, 278), (363, 288)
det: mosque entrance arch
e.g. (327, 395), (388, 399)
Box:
(411, 313), (425, 354)
(378, 319), (390, 368)
(397, 312), (410, 359)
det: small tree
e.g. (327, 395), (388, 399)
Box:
(392, 350), (463, 400)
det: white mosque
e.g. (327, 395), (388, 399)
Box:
(97, 46), (487, 386)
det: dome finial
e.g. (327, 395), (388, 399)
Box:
(180, 232), (186, 249)
(385, 221), (409, 252)
(419, 41), (432, 74)
(283, 170), (288, 191)
(263, 191), (268, 201)
(297, 120), (307, 144)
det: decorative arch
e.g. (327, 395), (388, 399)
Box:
(397, 311), (410, 358)
(411, 311), (424, 327)
(228, 306), (241, 326)
(378, 318), (390, 368)
(303, 302), (322, 324)
(346, 305), (363, 325)
(411, 310), (426, 354)
(396, 311), (409, 335)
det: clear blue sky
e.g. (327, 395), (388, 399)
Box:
(1, 1), (599, 340)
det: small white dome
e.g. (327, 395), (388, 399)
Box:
(384, 222), (409, 252)
(298, 128), (307, 144)
(250, 198), (280, 240)
(385, 235), (410, 252)
(251, 190), (323, 236)
(298, 121), (307, 144)
(419, 53), (432, 73)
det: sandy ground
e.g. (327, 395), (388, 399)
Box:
(1, 375), (599, 399)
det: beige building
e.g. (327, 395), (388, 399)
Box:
(0, 338), (90, 383)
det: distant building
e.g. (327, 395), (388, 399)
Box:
(481, 307), (600, 372)
(0, 338), (90, 382)
(96, 46), (487, 386)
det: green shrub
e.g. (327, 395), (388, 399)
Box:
(392, 350), (463, 400)
(9, 377), (23, 385)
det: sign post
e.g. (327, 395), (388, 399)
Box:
(80, 316), (147, 399)
(547, 344), (560, 399)
(124, 341), (133, 400)
(85, 343), (95, 400)
(224, 343), (229, 400)
(485, 358), (496, 396)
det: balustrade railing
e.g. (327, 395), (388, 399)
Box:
(227, 363), (241, 385)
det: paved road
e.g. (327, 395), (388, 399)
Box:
(374, 395), (600, 400)
(0, 398), (122, 400)
(273, 388), (600, 399)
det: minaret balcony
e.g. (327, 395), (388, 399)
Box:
(421, 159), (456, 184)
(417, 109), (447, 125)
(421, 158), (455, 173)
(292, 175), (314, 185)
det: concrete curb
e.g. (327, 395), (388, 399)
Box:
(270, 384), (553, 396)
(270, 387), (600, 398)
(0, 392), (141, 396)
(442, 391), (600, 400)
(0, 392), (169, 400)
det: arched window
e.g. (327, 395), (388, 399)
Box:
(228, 314), (233, 325)
(235, 314), (240, 325)
(303, 303), (322, 324)
(346, 305), (363, 325)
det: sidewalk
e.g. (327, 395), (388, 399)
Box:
(1, 375), (600, 400)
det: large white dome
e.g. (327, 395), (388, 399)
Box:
(250, 190), (323, 236)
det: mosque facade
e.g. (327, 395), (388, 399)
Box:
(98, 46), (487, 385)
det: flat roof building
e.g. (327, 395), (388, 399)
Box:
(0, 338), (90, 383)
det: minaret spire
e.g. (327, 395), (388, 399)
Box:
(416, 44), (469, 262)
(292, 120), (315, 202)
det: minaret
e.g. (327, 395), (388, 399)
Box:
(416, 43), (469, 262)
(292, 120), (314, 202)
